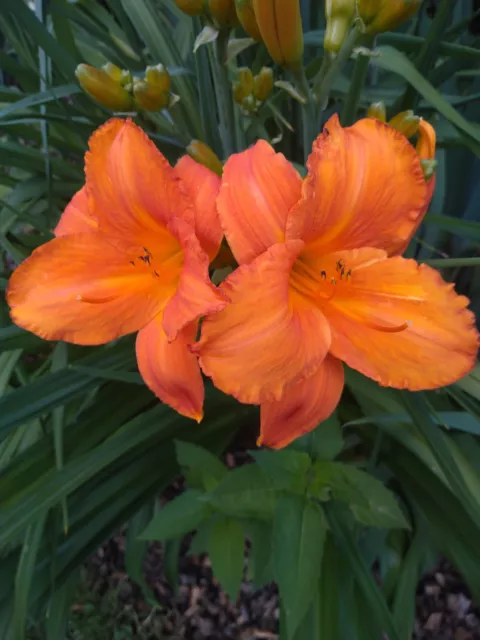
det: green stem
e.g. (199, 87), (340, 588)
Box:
(291, 66), (315, 161)
(314, 24), (362, 110)
(421, 257), (480, 268)
(340, 34), (374, 126)
(211, 30), (236, 157)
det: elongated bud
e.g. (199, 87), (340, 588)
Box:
(187, 140), (223, 176)
(358, 0), (423, 35)
(367, 101), (386, 122)
(102, 62), (123, 83)
(254, 67), (274, 102)
(133, 78), (170, 111)
(174, 0), (205, 16)
(388, 110), (420, 138)
(233, 82), (247, 105)
(416, 119), (436, 160)
(235, 0), (262, 40)
(75, 64), (134, 111)
(324, 0), (356, 54)
(416, 119), (436, 182)
(238, 67), (254, 94)
(145, 64), (171, 93)
(207, 0), (238, 25)
(253, 0), (304, 69)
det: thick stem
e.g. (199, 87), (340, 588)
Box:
(314, 24), (362, 110)
(291, 66), (315, 161)
(211, 30), (236, 157)
(340, 34), (374, 126)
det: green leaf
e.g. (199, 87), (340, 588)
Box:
(244, 520), (274, 590)
(207, 516), (244, 601)
(164, 537), (182, 596)
(189, 520), (212, 556)
(401, 391), (480, 529)
(273, 496), (326, 639)
(251, 449), (311, 493)
(125, 503), (156, 604)
(373, 47), (480, 154)
(207, 464), (276, 520)
(392, 527), (431, 640)
(193, 25), (219, 53)
(2, 0), (77, 79)
(44, 569), (81, 640)
(311, 462), (409, 530)
(326, 504), (402, 640)
(139, 489), (211, 542)
(14, 512), (47, 640)
(290, 413), (343, 461)
(274, 80), (307, 104)
(175, 440), (227, 491)
(0, 85), (81, 121)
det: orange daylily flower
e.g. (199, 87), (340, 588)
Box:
(7, 119), (226, 421)
(194, 114), (479, 449)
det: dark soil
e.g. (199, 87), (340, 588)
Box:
(80, 523), (480, 640)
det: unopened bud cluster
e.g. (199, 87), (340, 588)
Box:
(233, 67), (274, 114)
(76, 62), (173, 113)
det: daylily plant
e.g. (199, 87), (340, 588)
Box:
(194, 114), (479, 448)
(7, 119), (226, 422)
(7, 115), (479, 450)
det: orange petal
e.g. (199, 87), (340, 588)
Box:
(393, 173), (436, 256)
(174, 155), (223, 261)
(85, 118), (195, 238)
(194, 241), (331, 404)
(136, 316), (203, 421)
(217, 140), (302, 265)
(7, 233), (177, 345)
(286, 114), (427, 256)
(54, 187), (98, 237)
(162, 217), (228, 341)
(259, 354), (344, 449)
(320, 250), (479, 390)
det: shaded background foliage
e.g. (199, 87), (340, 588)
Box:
(1, 1), (480, 639)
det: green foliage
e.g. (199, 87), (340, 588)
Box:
(0, 1), (480, 639)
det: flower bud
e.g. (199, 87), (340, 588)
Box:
(358, 0), (423, 35)
(235, 0), (262, 40)
(252, 0), (304, 69)
(388, 110), (420, 138)
(207, 0), (238, 25)
(233, 82), (247, 105)
(416, 119), (436, 161)
(75, 64), (134, 111)
(187, 140), (223, 176)
(101, 62), (123, 83)
(145, 64), (171, 93)
(253, 67), (274, 102)
(238, 67), (254, 94)
(324, 0), (356, 54)
(367, 101), (386, 122)
(133, 78), (170, 111)
(174, 0), (205, 16)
